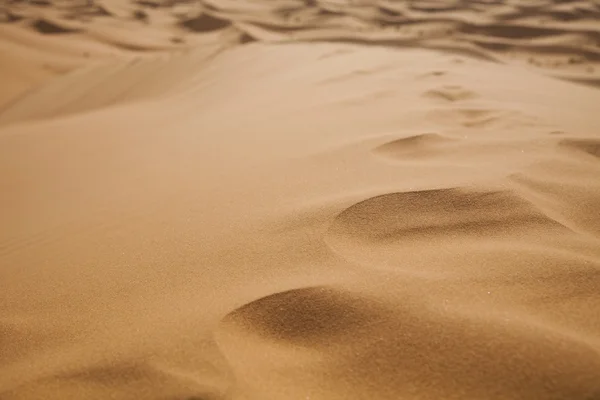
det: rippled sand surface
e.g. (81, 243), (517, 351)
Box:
(2, 1), (600, 399)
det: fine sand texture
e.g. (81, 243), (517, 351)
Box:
(2, 0), (600, 399)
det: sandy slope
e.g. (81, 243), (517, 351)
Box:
(1, 1), (600, 399)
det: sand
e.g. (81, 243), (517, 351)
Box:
(1, 0), (600, 399)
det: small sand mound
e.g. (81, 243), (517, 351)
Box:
(0, 10), (24, 23)
(8, 362), (225, 400)
(559, 138), (600, 159)
(29, 18), (81, 34)
(373, 133), (457, 159)
(219, 286), (379, 346)
(431, 107), (544, 130)
(423, 85), (479, 102)
(179, 13), (230, 32)
(327, 188), (567, 244)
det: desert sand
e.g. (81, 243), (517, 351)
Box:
(1, 0), (600, 399)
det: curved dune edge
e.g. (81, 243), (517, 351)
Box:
(1, 0), (600, 113)
(2, 1), (600, 400)
(215, 284), (600, 400)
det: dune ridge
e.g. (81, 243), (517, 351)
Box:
(2, 0), (600, 399)
(2, 0), (600, 113)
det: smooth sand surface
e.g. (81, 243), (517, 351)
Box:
(2, 0), (600, 399)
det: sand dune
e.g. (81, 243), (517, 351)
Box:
(1, 0), (600, 399)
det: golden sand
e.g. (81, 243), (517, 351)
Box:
(1, 1), (600, 399)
